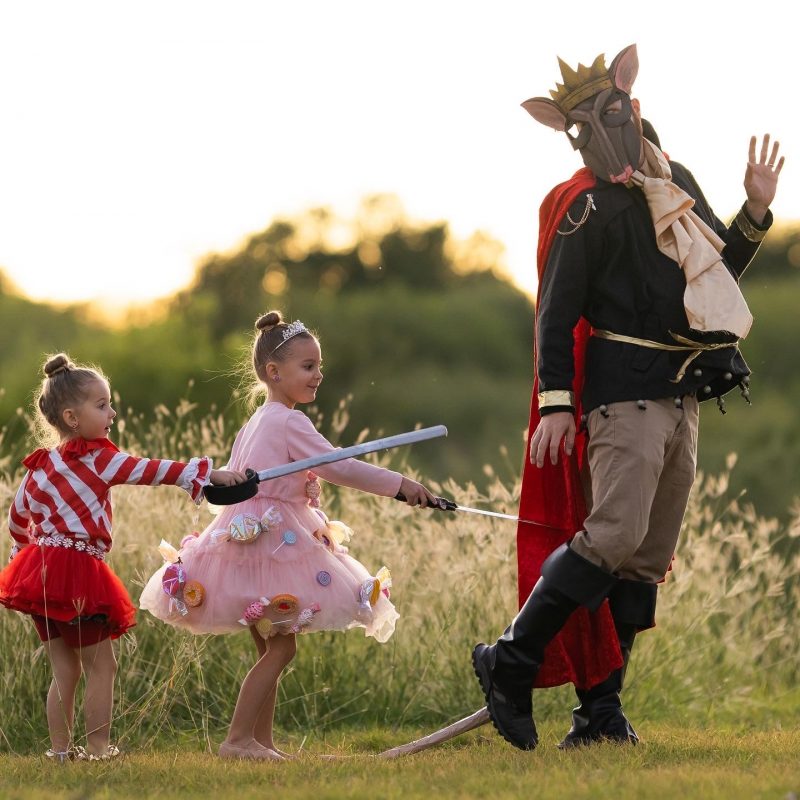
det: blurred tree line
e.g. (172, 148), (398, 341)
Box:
(1, 197), (799, 518)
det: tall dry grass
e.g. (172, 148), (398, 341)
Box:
(0, 404), (798, 754)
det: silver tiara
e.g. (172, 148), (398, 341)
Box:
(270, 320), (308, 354)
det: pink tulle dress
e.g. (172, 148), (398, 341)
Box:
(139, 403), (402, 643)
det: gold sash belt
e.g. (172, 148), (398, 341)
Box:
(592, 329), (738, 383)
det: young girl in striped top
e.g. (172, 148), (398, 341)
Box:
(0, 353), (245, 761)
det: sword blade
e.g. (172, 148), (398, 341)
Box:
(452, 505), (543, 526)
(256, 425), (448, 482)
(394, 492), (546, 527)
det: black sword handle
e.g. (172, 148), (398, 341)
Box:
(203, 468), (260, 505)
(394, 492), (457, 511)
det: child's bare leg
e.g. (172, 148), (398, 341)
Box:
(44, 638), (82, 753)
(249, 628), (296, 755)
(222, 633), (296, 758)
(78, 638), (117, 756)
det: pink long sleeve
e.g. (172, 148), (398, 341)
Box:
(286, 411), (403, 497)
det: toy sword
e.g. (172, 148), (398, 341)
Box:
(203, 425), (448, 505)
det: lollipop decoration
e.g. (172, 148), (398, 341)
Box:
(272, 530), (298, 554)
(254, 617), (274, 639)
(229, 513), (263, 544)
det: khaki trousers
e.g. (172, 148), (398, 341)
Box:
(570, 396), (699, 582)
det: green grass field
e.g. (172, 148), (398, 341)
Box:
(1, 412), (799, 798)
(1, 725), (799, 800)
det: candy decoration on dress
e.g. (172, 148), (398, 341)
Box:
(237, 596), (271, 626)
(316, 570), (332, 586)
(357, 579), (377, 616)
(255, 617), (274, 639)
(158, 539), (181, 564)
(183, 580), (205, 608)
(272, 530), (297, 554)
(326, 520), (353, 545)
(270, 593), (299, 616)
(260, 506), (283, 532)
(180, 531), (200, 549)
(162, 563), (186, 595)
(162, 563), (188, 616)
(290, 602), (321, 633)
(210, 528), (230, 544)
(305, 472), (321, 508)
(369, 579), (382, 605)
(313, 529), (336, 553)
(229, 513), (263, 543)
(206, 498), (224, 517)
(375, 566), (393, 599)
(358, 577), (382, 613)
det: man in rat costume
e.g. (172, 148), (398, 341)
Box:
(472, 43), (784, 750)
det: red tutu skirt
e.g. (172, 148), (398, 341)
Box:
(0, 544), (136, 638)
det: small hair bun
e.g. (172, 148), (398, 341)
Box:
(43, 353), (72, 378)
(256, 310), (283, 331)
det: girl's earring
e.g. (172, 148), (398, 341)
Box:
(273, 376), (281, 383)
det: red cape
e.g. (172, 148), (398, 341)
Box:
(518, 167), (623, 690)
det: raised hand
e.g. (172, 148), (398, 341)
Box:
(744, 134), (784, 223)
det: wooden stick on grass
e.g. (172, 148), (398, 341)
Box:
(377, 708), (490, 759)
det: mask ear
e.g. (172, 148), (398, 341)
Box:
(521, 97), (567, 132)
(608, 44), (638, 94)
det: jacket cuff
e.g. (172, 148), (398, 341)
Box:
(735, 204), (772, 242)
(538, 390), (575, 412)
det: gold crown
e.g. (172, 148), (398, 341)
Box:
(550, 53), (613, 113)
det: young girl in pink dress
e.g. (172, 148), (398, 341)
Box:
(0, 353), (245, 761)
(139, 311), (436, 760)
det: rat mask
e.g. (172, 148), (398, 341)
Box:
(522, 44), (643, 183)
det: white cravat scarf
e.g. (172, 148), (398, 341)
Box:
(631, 139), (753, 339)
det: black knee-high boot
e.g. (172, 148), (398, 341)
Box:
(558, 578), (657, 748)
(472, 543), (618, 750)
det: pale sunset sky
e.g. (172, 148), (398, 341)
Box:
(0, 0), (795, 308)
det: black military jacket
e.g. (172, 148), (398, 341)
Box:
(536, 161), (771, 415)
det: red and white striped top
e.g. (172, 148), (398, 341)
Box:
(8, 437), (211, 552)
